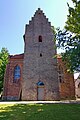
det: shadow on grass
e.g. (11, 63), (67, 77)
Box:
(0, 104), (80, 120)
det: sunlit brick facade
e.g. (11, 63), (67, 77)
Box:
(2, 8), (75, 100)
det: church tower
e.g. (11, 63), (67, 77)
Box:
(22, 8), (60, 100)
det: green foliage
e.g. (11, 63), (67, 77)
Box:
(56, 0), (80, 72)
(0, 104), (80, 120)
(65, 0), (80, 35)
(0, 48), (9, 93)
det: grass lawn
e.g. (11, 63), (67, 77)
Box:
(0, 103), (80, 120)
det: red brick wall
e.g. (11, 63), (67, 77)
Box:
(57, 57), (75, 99)
(3, 54), (23, 100)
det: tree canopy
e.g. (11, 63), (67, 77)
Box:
(56, 0), (80, 72)
(0, 48), (9, 93)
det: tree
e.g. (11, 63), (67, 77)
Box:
(0, 48), (9, 93)
(56, 0), (80, 72)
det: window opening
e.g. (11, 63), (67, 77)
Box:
(59, 75), (64, 83)
(39, 35), (42, 42)
(37, 81), (44, 86)
(40, 53), (42, 57)
(38, 12), (41, 15)
(59, 76), (62, 83)
(13, 65), (20, 83)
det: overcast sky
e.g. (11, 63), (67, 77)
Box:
(0, 0), (73, 54)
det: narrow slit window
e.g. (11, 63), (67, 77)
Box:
(40, 53), (42, 57)
(59, 76), (64, 83)
(39, 36), (42, 42)
(59, 76), (62, 83)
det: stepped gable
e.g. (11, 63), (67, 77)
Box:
(24, 8), (51, 34)
(33, 8), (51, 24)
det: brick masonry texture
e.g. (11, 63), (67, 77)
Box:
(2, 8), (75, 100)
(3, 54), (23, 100)
(57, 56), (75, 99)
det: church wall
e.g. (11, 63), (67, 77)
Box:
(2, 54), (75, 100)
(57, 57), (75, 99)
(2, 55), (23, 100)
(75, 78), (80, 98)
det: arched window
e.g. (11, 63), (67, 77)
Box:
(13, 65), (20, 83)
(39, 35), (42, 42)
(37, 81), (44, 86)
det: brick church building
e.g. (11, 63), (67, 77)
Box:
(2, 8), (75, 100)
